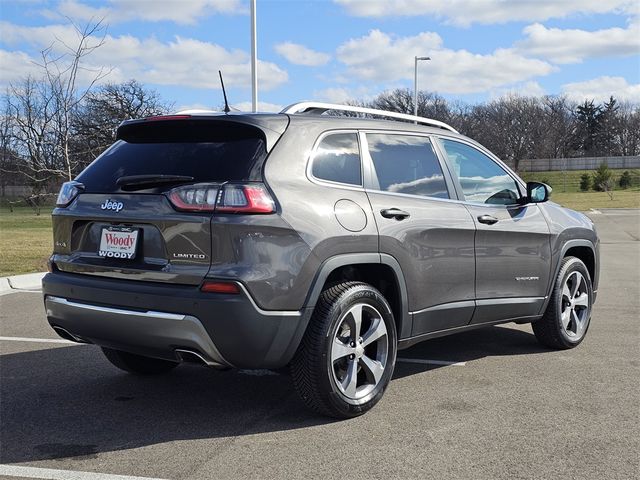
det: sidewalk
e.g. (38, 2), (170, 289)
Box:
(0, 272), (45, 295)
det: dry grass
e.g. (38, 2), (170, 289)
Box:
(0, 207), (53, 276)
(550, 189), (640, 211)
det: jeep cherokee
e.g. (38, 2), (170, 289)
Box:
(43, 102), (599, 418)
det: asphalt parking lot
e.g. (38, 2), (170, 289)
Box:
(1, 209), (638, 480)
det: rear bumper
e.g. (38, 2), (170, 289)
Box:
(42, 272), (312, 369)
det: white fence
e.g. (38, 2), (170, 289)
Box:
(1, 185), (34, 197)
(513, 156), (640, 172)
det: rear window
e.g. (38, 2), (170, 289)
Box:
(311, 133), (362, 186)
(76, 121), (267, 192)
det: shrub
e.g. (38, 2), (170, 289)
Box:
(619, 171), (632, 189)
(592, 163), (613, 192)
(579, 173), (591, 191)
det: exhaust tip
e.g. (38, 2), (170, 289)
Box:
(174, 348), (230, 370)
(52, 326), (89, 344)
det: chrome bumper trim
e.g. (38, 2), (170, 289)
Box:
(46, 296), (186, 321)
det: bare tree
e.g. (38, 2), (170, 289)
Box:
(4, 18), (110, 191)
(0, 99), (21, 197)
(535, 96), (576, 159)
(72, 80), (172, 168)
(4, 78), (60, 188)
(38, 19), (111, 180)
(615, 101), (640, 156)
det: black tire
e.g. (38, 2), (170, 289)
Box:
(101, 347), (179, 375)
(291, 282), (397, 419)
(532, 256), (593, 349)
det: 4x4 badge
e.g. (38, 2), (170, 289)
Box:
(101, 199), (124, 212)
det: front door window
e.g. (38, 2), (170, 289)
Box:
(439, 139), (520, 205)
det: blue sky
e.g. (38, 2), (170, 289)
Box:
(1, 0), (638, 112)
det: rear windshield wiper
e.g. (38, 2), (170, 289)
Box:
(116, 175), (195, 191)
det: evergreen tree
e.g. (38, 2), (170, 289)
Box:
(573, 100), (602, 156)
(598, 96), (620, 156)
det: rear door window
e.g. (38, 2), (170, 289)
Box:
(366, 133), (449, 199)
(310, 133), (362, 186)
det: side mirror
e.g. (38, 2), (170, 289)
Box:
(526, 181), (551, 203)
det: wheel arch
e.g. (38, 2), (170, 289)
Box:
(540, 239), (598, 314)
(303, 253), (411, 339)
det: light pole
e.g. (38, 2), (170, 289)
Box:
(250, 0), (258, 112)
(413, 56), (430, 119)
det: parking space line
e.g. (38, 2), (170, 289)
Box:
(0, 465), (169, 480)
(0, 336), (77, 345)
(397, 357), (466, 366)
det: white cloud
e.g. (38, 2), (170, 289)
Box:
(40, 0), (110, 22)
(335, 30), (555, 94)
(275, 42), (330, 66)
(0, 22), (288, 91)
(314, 87), (354, 103)
(40, 0), (246, 25)
(516, 22), (640, 63)
(231, 101), (284, 112)
(562, 76), (640, 103)
(335, 0), (636, 26)
(313, 86), (374, 103)
(337, 30), (442, 81)
(0, 50), (41, 84)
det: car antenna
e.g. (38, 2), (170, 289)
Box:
(219, 70), (231, 113)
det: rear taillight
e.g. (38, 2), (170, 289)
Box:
(167, 183), (275, 214)
(216, 184), (275, 213)
(56, 181), (84, 207)
(167, 183), (218, 211)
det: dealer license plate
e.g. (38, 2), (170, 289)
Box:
(98, 226), (139, 259)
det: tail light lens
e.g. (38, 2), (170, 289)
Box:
(167, 183), (275, 214)
(167, 183), (218, 211)
(56, 181), (84, 207)
(216, 184), (275, 213)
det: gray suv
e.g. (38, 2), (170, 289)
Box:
(43, 102), (599, 418)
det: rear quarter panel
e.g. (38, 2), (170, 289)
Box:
(261, 119), (379, 309)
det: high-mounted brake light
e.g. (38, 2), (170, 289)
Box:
(56, 181), (84, 207)
(145, 115), (191, 121)
(167, 183), (275, 214)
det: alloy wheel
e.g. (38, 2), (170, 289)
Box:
(560, 271), (590, 339)
(330, 303), (389, 401)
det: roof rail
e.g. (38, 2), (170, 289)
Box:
(281, 102), (458, 133)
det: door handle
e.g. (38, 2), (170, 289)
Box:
(477, 214), (499, 225)
(380, 208), (410, 220)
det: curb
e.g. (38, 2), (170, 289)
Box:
(0, 272), (46, 295)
